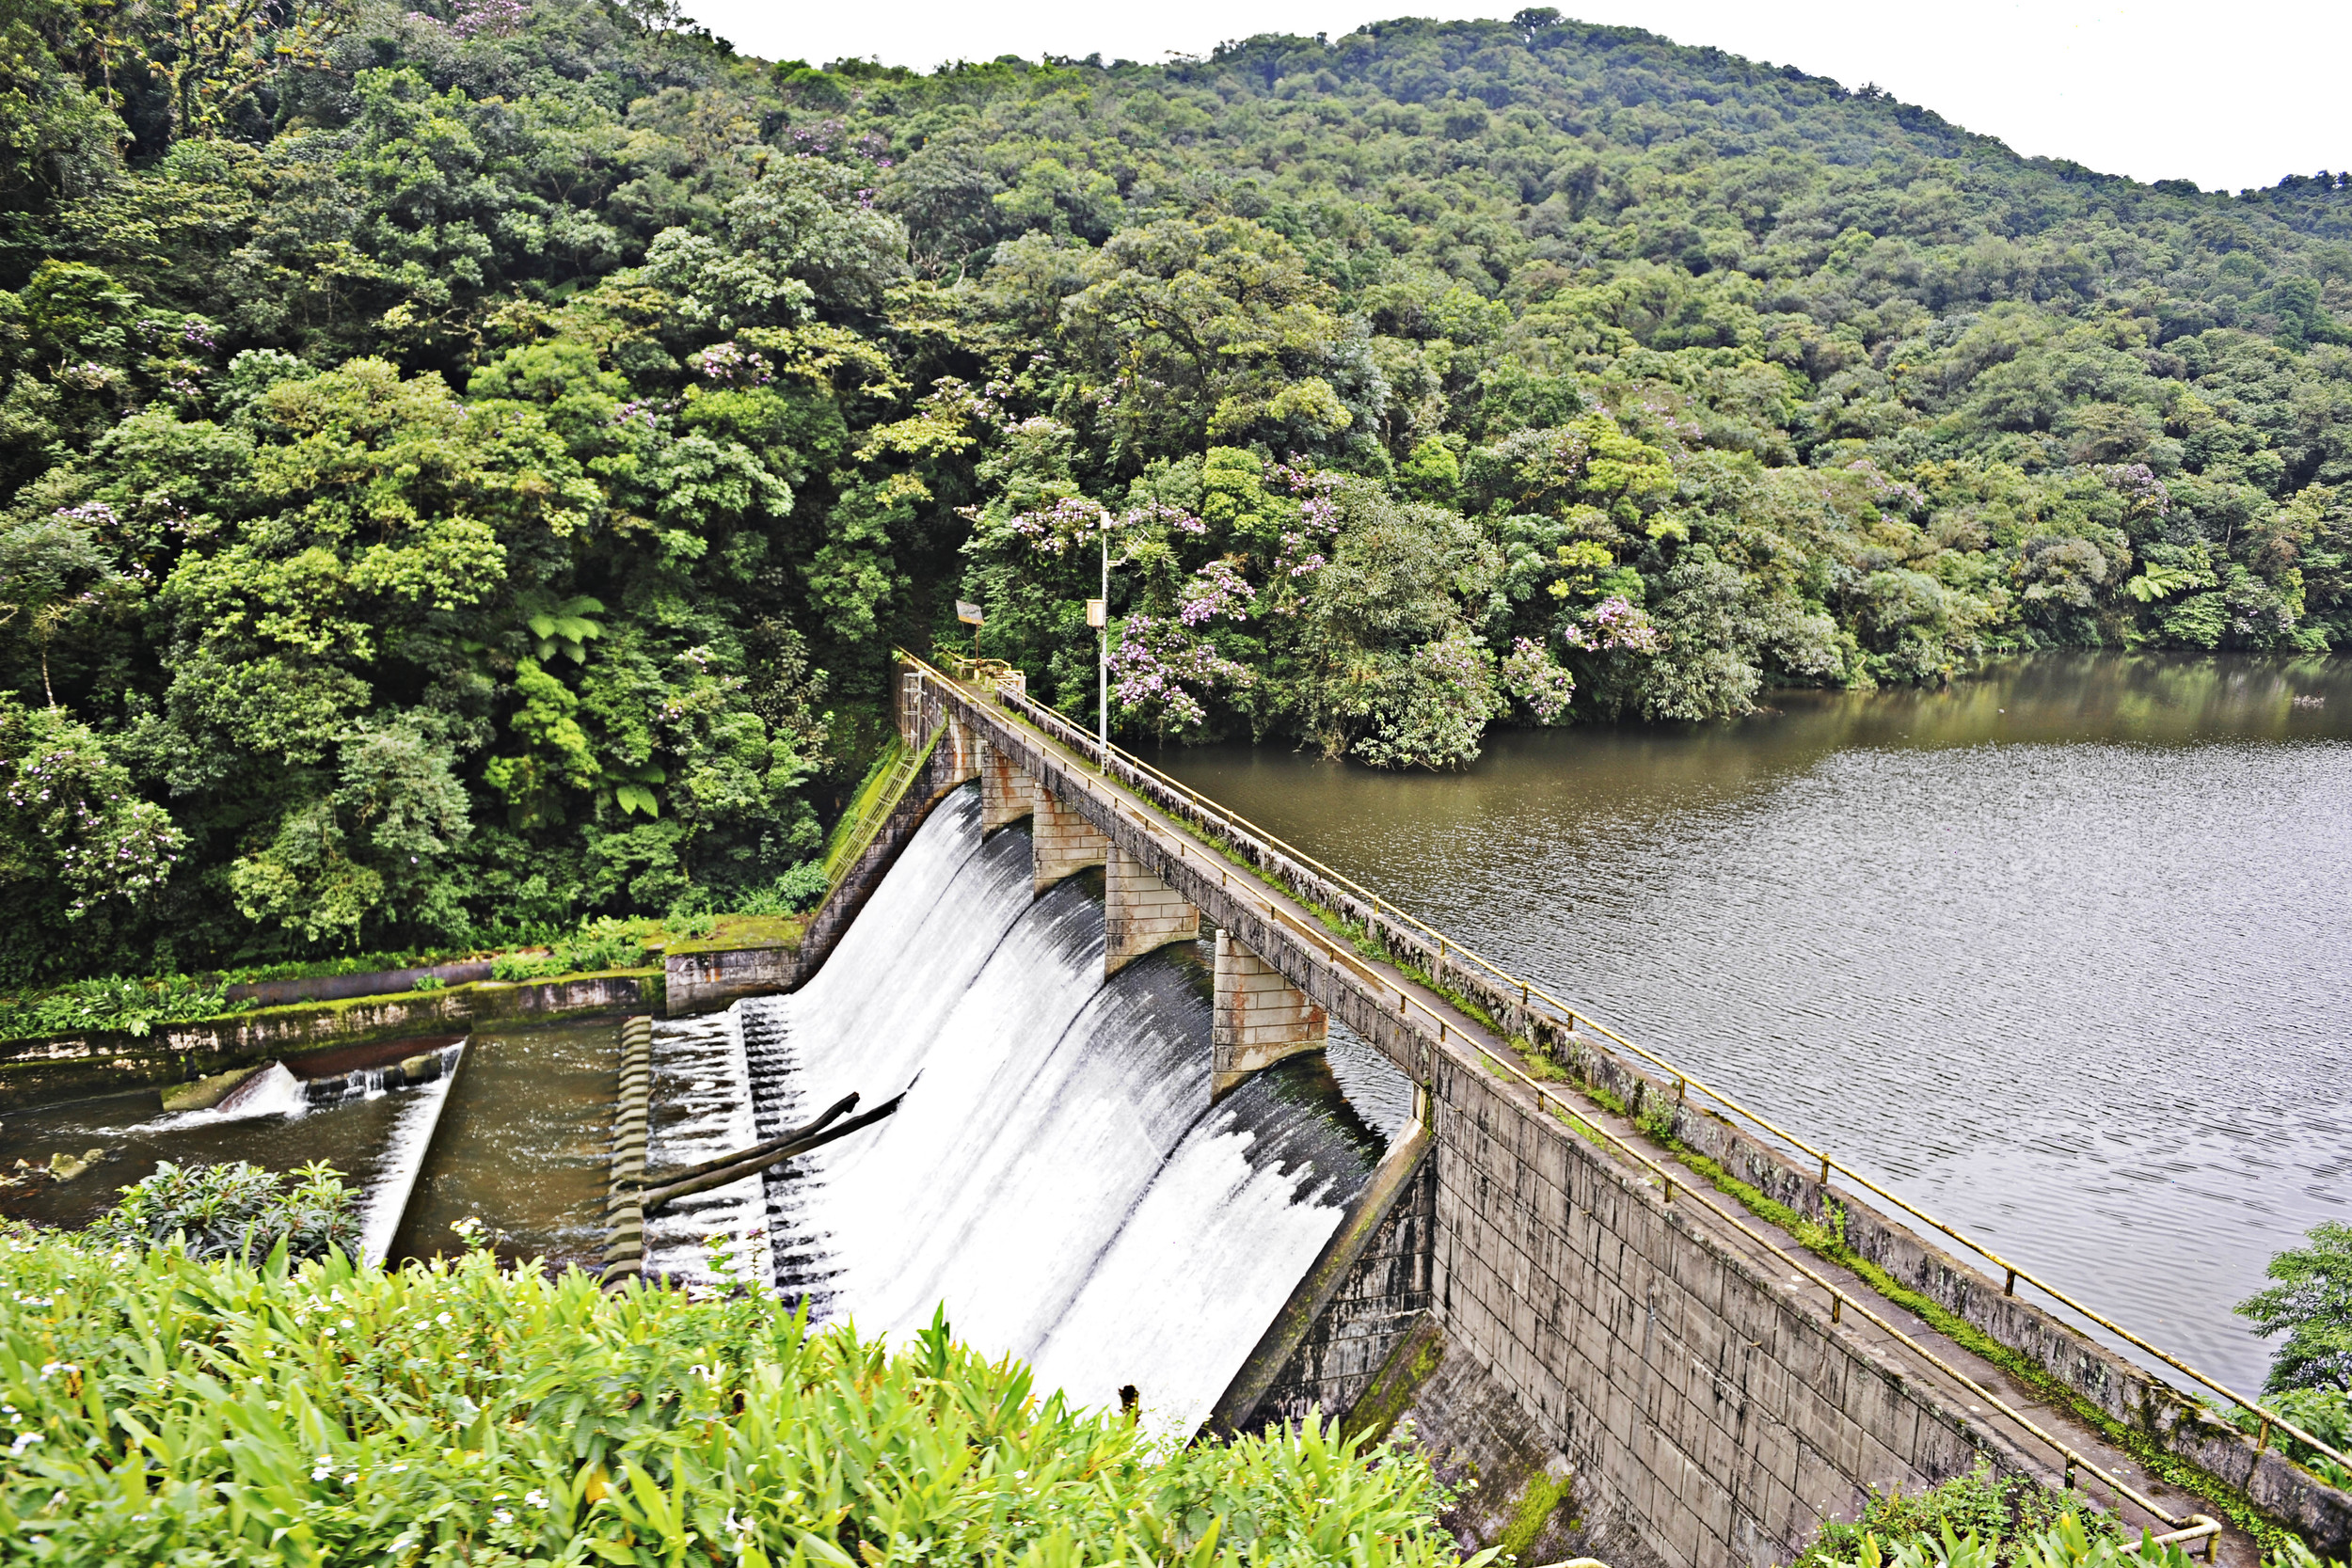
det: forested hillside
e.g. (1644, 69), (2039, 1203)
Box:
(2, 0), (2347, 980)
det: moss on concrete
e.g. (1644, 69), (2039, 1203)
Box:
(1496, 1468), (1575, 1564)
(1343, 1319), (1446, 1448)
(0, 968), (661, 1111)
(662, 915), (804, 958)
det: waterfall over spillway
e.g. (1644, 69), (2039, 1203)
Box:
(724, 784), (1410, 1435)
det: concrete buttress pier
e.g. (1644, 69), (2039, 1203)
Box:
(1031, 790), (1109, 895)
(1104, 846), (1200, 976)
(977, 738), (1041, 832)
(1212, 928), (1327, 1099)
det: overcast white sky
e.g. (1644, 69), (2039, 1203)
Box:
(678, 0), (2345, 195)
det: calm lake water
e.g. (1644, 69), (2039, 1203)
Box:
(1156, 653), (2352, 1393)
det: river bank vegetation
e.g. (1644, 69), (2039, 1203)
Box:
(0, 1214), (1480, 1566)
(2, 0), (2349, 980)
(2233, 1223), (2352, 1489)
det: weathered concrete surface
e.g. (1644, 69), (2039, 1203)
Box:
(0, 971), (659, 1111)
(225, 959), (498, 1006)
(1229, 1131), (1437, 1433)
(1032, 789), (1109, 895)
(1211, 929), (1327, 1100)
(664, 940), (798, 1017)
(978, 737), (1042, 832)
(1104, 845), (1200, 976)
(1357, 1311), (1628, 1568)
(158, 1064), (262, 1113)
(1213, 1123), (1432, 1433)
(905, 665), (2321, 1566)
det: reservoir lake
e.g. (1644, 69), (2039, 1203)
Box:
(1157, 652), (2352, 1392)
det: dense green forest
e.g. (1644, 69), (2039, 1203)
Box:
(1, 0), (2348, 981)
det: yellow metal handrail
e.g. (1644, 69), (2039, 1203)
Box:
(821, 723), (946, 897)
(898, 649), (2346, 1488)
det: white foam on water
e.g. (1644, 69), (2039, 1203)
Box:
(144, 1061), (308, 1130)
(738, 785), (1405, 1435)
(644, 1007), (772, 1291)
(357, 1041), (466, 1265)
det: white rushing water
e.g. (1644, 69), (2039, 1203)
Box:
(733, 785), (1406, 1436)
(145, 1061), (308, 1129)
(643, 1008), (773, 1291)
(356, 1041), (466, 1265)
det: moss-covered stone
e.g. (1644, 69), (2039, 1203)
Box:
(160, 1065), (260, 1113)
(662, 914), (805, 958)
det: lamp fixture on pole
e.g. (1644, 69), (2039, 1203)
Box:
(1089, 526), (1109, 767)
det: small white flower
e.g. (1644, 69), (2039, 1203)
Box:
(9, 1433), (40, 1456)
(491, 1509), (514, 1526)
(311, 1465), (333, 1481)
(437, 1312), (453, 1325)
(525, 1489), (548, 1508)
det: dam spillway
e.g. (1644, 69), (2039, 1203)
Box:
(645, 784), (1413, 1435)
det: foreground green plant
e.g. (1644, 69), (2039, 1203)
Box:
(1786, 1463), (2120, 1567)
(1787, 1466), (2346, 1568)
(87, 1160), (361, 1265)
(0, 1227), (1486, 1567)
(2219, 1388), (2352, 1489)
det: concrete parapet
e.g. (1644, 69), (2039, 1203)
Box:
(1212, 928), (1326, 1099)
(978, 738), (1043, 833)
(1104, 845), (1200, 975)
(1031, 789), (1109, 895)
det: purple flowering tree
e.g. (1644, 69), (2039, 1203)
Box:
(1561, 594), (1663, 654)
(1, 705), (186, 920)
(1500, 637), (1577, 722)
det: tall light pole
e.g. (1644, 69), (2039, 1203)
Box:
(1088, 526), (1109, 767)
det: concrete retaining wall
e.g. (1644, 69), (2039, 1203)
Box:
(664, 942), (800, 1017)
(0, 971), (659, 1110)
(1549, 1034), (2352, 1553)
(1243, 1148), (1438, 1428)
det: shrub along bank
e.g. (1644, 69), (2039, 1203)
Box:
(1782, 1463), (2346, 1568)
(0, 1224), (1484, 1567)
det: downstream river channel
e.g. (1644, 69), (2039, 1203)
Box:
(1156, 653), (2352, 1394)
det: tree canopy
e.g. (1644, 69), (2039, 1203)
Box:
(1, 0), (2347, 980)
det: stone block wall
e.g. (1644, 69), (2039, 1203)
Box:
(1211, 928), (1327, 1098)
(1431, 1054), (2010, 1568)
(1104, 845), (1200, 975)
(1031, 790), (1109, 894)
(1247, 1152), (1438, 1426)
(977, 738), (1041, 832)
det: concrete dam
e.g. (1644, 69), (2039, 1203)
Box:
(628, 655), (2352, 1568)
